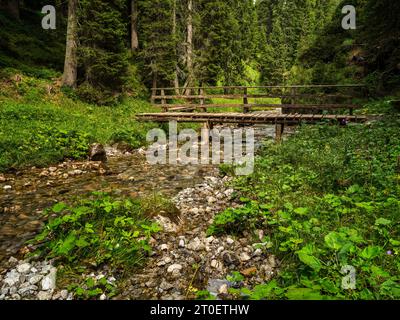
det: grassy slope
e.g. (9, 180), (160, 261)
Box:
(0, 72), (159, 172)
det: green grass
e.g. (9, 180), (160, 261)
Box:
(0, 73), (159, 171)
(207, 97), (281, 113)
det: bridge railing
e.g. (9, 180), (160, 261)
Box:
(150, 84), (367, 115)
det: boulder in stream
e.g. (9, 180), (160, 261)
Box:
(89, 144), (107, 162)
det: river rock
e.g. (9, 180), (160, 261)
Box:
(167, 264), (182, 278)
(4, 270), (20, 287)
(206, 279), (230, 297)
(207, 197), (217, 204)
(218, 284), (229, 295)
(89, 143), (107, 162)
(37, 291), (53, 300)
(222, 251), (239, 266)
(160, 244), (169, 251)
(159, 280), (174, 291)
(60, 290), (69, 300)
(29, 275), (43, 285)
(41, 268), (57, 291)
(17, 263), (31, 274)
(18, 285), (38, 296)
(240, 252), (251, 262)
(187, 237), (204, 251)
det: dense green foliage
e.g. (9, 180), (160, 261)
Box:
(210, 105), (400, 300)
(0, 10), (64, 78)
(29, 192), (162, 269)
(195, 0), (257, 85)
(77, 0), (130, 104)
(137, 0), (177, 87)
(1, 0), (399, 94)
(255, 0), (400, 93)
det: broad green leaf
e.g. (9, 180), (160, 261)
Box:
(389, 239), (400, 247)
(52, 202), (67, 213)
(380, 280), (400, 298)
(375, 218), (392, 226)
(296, 244), (322, 271)
(371, 266), (390, 278)
(359, 246), (382, 260)
(76, 237), (90, 248)
(294, 207), (309, 216)
(57, 232), (76, 255)
(249, 280), (279, 300)
(297, 252), (322, 272)
(324, 232), (347, 251)
(286, 287), (324, 300)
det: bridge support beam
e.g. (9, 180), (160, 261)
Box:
(275, 124), (285, 143)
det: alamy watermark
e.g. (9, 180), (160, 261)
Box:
(146, 121), (255, 176)
(341, 265), (357, 290)
(41, 5), (56, 30)
(342, 5), (357, 30)
(40, 4), (356, 31)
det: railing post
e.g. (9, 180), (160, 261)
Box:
(275, 122), (284, 143)
(290, 87), (296, 105)
(151, 88), (157, 105)
(161, 89), (167, 112)
(199, 88), (206, 112)
(243, 87), (249, 113)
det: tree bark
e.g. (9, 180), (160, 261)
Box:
(131, 0), (139, 51)
(62, 0), (78, 88)
(172, 0), (180, 94)
(185, 0), (193, 94)
(5, 0), (20, 19)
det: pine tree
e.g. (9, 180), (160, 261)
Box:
(77, 0), (129, 103)
(131, 0), (139, 51)
(194, 0), (256, 86)
(137, 0), (177, 88)
(62, 0), (78, 88)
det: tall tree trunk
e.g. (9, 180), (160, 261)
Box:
(131, 0), (139, 51)
(62, 0), (78, 88)
(152, 73), (158, 91)
(173, 0), (180, 94)
(6, 0), (20, 19)
(185, 0), (193, 95)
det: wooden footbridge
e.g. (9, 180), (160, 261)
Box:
(136, 84), (369, 140)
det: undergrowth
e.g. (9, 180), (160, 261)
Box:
(209, 109), (400, 300)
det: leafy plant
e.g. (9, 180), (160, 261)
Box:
(29, 192), (161, 270)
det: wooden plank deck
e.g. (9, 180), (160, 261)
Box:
(136, 112), (369, 125)
(156, 103), (362, 112)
